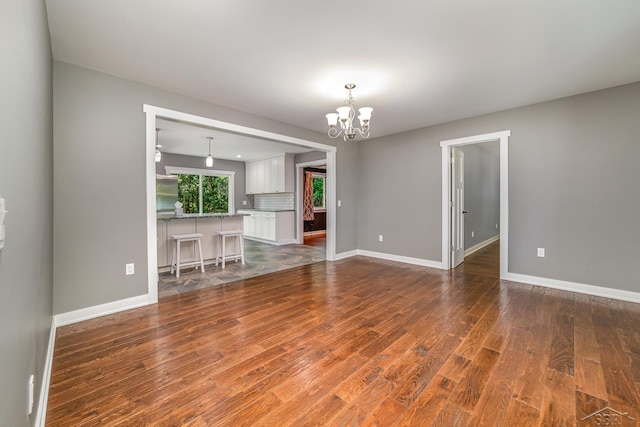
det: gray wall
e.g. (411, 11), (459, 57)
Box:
(459, 142), (500, 249)
(0, 0), (53, 425)
(294, 150), (327, 164)
(156, 153), (253, 210)
(358, 81), (640, 292)
(53, 61), (357, 314)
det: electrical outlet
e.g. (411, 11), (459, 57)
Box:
(378, 235), (383, 242)
(242, 200), (247, 205)
(126, 263), (135, 275)
(471, 231), (475, 238)
(537, 248), (545, 258)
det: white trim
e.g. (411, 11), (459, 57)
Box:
(357, 250), (443, 269)
(464, 235), (500, 257)
(331, 248), (640, 303)
(144, 105), (337, 153)
(146, 109), (159, 304)
(144, 105), (337, 301)
(505, 273), (640, 304)
(295, 159), (327, 245)
(334, 249), (358, 260)
(441, 130), (510, 279)
(165, 166), (235, 178)
(325, 151), (337, 261)
(54, 294), (149, 327)
(34, 319), (56, 427)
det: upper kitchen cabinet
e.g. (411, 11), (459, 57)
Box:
(246, 154), (294, 194)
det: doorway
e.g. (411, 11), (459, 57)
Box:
(144, 105), (337, 304)
(440, 130), (510, 279)
(296, 160), (327, 248)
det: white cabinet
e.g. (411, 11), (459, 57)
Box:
(245, 154), (294, 194)
(238, 210), (294, 245)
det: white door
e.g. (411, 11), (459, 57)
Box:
(451, 147), (465, 267)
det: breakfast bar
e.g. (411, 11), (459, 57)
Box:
(157, 213), (247, 272)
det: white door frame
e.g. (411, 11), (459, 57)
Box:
(440, 130), (510, 279)
(295, 159), (327, 245)
(144, 104), (337, 304)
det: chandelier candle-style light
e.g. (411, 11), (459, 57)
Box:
(326, 83), (373, 141)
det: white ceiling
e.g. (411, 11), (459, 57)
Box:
(46, 0), (640, 143)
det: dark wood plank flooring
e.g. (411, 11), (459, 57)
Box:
(304, 232), (326, 248)
(46, 242), (640, 426)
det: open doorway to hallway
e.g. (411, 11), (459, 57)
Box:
(454, 141), (501, 272)
(440, 130), (510, 279)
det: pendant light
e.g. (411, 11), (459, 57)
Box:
(155, 128), (162, 162)
(205, 137), (214, 167)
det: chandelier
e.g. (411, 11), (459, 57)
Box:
(325, 83), (373, 141)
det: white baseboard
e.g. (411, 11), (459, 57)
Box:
(54, 294), (149, 327)
(35, 318), (56, 427)
(334, 250), (358, 260)
(356, 250), (444, 269)
(464, 235), (499, 257)
(505, 272), (640, 304)
(330, 247), (639, 304)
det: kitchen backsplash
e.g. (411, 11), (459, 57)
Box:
(254, 193), (294, 210)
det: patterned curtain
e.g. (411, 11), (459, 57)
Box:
(303, 171), (315, 221)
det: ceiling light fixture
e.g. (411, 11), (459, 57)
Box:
(205, 137), (214, 167)
(326, 83), (373, 141)
(155, 128), (162, 162)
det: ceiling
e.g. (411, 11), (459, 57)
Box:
(46, 0), (640, 145)
(156, 118), (312, 161)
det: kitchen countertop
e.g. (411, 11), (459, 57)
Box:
(157, 212), (248, 220)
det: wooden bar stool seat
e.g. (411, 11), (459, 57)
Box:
(216, 230), (245, 268)
(170, 233), (205, 278)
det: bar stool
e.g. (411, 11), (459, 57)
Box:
(216, 230), (245, 268)
(170, 233), (205, 278)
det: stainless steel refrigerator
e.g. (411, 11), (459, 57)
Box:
(156, 174), (179, 213)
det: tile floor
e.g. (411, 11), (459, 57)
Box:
(159, 238), (326, 298)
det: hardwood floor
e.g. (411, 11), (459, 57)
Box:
(304, 231), (326, 248)
(46, 245), (640, 426)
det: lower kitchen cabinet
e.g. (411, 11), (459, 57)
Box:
(238, 210), (295, 245)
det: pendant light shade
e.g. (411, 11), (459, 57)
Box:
(206, 137), (213, 167)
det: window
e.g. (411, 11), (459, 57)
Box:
(312, 174), (326, 210)
(165, 166), (234, 214)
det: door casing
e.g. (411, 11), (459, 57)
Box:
(440, 130), (510, 278)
